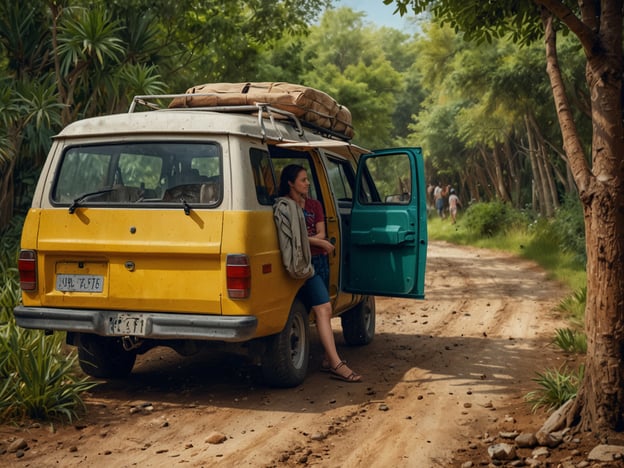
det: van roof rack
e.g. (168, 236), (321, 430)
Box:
(129, 94), (353, 142)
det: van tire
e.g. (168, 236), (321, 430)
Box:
(77, 334), (137, 379)
(262, 300), (309, 388)
(341, 295), (376, 346)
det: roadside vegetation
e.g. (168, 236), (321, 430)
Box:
(429, 199), (587, 412)
(0, 219), (97, 423)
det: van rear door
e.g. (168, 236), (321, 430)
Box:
(35, 208), (224, 314)
(342, 148), (427, 299)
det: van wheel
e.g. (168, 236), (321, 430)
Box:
(77, 334), (137, 379)
(341, 295), (376, 346)
(262, 300), (309, 388)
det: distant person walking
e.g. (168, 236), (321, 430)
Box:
(448, 188), (461, 224)
(433, 182), (445, 219)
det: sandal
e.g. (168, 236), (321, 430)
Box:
(329, 360), (362, 383)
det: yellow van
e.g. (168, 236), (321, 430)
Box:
(14, 85), (427, 387)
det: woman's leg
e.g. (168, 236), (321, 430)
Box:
(313, 302), (341, 367)
(313, 302), (361, 381)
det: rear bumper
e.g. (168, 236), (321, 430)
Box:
(13, 306), (258, 342)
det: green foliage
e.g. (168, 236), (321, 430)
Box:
(524, 365), (584, 413)
(428, 206), (587, 293)
(0, 322), (98, 422)
(553, 328), (587, 354)
(463, 200), (528, 237)
(556, 286), (587, 327)
(57, 7), (126, 75)
(521, 196), (586, 274)
(300, 7), (408, 149)
(550, 195), (586, 264)
(386, 0), (544, 45)
(0, 221), (98, 422)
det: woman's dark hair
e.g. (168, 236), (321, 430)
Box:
(278, 164), (306, 196)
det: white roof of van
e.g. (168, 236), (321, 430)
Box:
(56, 109), (369, 158)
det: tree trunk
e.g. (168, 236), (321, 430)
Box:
(535, 142), (555, 216)
(0, 158), (15, 229)
(502, 137), (521, 208)
(525, 114), (546, 215)
(576, 185), (624, 434)
(530, 112), (575, 196)
(540, 6), (624, 436)
(477, 148), (496, 200)
(540, 143), (560, 212)
(492, 144), (511, 202)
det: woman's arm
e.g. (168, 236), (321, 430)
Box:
(309, 220), (334, 254)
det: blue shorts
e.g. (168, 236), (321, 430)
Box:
(311, 254), (329, 289)
(301, 273), (330, 307)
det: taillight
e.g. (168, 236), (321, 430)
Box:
(18, 250), (37, 291)
(226, 254), (250, 299)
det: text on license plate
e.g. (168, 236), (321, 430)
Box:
(56, 274), (104, 292)
(109, 314), (146, 336)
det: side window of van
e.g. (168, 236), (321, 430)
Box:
(268, 145), (320, 202)
(250, 147), (320, 205)
(250, 148), (276, 205)
(326, 158), (355, 201)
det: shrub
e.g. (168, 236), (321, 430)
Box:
(524, 365), (584, 413)
(553, 327), (587, 354)
(463, 200), (528, 237)
(556, 286), (586, 327)
(0, 217), (22, 324)
(551, 195), (586, 264)
(0, 322), (98, 422)
(0, 220), (98, 422)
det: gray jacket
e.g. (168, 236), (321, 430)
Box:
(273, 197), (314, 280)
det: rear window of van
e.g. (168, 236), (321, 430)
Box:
(52, 142), (222, 206)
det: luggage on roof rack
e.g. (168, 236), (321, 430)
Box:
(168, 82), (354, 139)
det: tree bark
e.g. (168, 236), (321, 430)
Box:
(525, 114), (546, 214)
(535, 142), (554, 216)
(502, 137), (521, 208)
(491, 144), (511, 202)
(539, 142), (559, 212)
(539, 4), (624, 436)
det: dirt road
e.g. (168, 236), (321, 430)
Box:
(2, 241), (572, 467)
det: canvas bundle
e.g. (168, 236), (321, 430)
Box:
(169, 82), (354, 139)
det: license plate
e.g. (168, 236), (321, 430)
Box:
(56, 274), (104, 292)
(109, 313), (146, 336)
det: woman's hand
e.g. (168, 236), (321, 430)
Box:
(317, 238), (335, 254)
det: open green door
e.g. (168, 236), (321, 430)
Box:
(342, 148), (427, 299)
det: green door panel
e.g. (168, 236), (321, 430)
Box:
(342, 148), (427, 299)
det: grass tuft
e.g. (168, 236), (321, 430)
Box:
(556, 286), (586, 327)
(524, 365), (584, 413)
(553, 327), (587, 354)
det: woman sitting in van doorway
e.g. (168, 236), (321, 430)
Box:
(278, 164), (362, 383)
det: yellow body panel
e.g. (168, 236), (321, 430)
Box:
(25, 207), (223, 315)
(20, 207), (331, 338)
